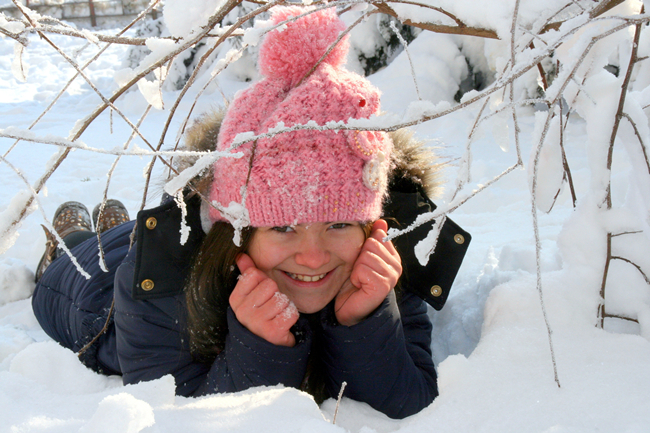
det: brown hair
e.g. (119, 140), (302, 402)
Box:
(185, 222), (254, 362)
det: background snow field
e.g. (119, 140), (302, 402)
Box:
(2, 0), (650, 432)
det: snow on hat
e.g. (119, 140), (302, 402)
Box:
(209, 6), (392, 227)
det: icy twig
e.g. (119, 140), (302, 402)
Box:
(0, 128), (228, 158)
(386, 162), (520, 242)
(0, 25), (28, 45)
(529, 104), (562, 388)
(332, 381), (347, 425)
(450, 98), (489, 203)
(509, 0), (523, 167)
(511, 0), (560, 388)
(390, 19), (421, 100)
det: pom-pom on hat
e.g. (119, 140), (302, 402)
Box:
(209, 6), (392, 227)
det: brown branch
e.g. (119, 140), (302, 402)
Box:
(599, 232), (612, 328)
(612, 256), (650, 285)
(373, 0), (628, 40)
(379, 0), (465, 26)
(559, 98), (577, 207)
(372, 2), (499, 39)
(599, 9), (643, 327)
(605, 7), (642, 209)
(620, 112), (650, 175)
(612, 230), (643, 237)
(603, 312), (639, 323)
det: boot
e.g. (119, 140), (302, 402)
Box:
(92, 199), (130, 234)
(35, 201), (93, 283)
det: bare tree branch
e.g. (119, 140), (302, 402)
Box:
(612, 256), (650, 285)
(598, 6), (644, 327)
(620, 112), (650, 175)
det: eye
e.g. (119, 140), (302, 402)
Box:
(329, 222), (351, 230)
(271, 226), (294, 233)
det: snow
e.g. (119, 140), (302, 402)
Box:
(2, 2), (650, 433)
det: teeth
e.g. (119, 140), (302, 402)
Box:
(288, 272), (327, 282)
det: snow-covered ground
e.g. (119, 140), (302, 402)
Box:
(2, 6), (650, 433)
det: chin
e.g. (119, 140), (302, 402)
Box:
(293, 299), (331, 315)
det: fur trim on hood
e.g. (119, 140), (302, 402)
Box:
(174, 109), (443, 201)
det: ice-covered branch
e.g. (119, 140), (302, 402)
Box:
(0, 127), (238, 159)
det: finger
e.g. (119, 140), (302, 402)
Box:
(350, 261), (391, 294)
(229, 268), (271, 310)
(243, 278), (280, 315)
(370, 219), (400, 258)
(372, 219), (388, 236)
(357, 239), (402, 279)
(270, 295), (299, 328)
(236, 253), (256, 275)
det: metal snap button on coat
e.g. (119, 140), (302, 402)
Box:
(146, 217), (157, 230)
(141, 279), (155, 291)
(454, 234), (465, 244)
(430, 285), (442, 297)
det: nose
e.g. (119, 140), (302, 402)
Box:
(294, 233), (330, 270)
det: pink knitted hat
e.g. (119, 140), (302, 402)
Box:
(209, 6), (392, 227)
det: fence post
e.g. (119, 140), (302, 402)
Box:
(88, 0), (96, 27)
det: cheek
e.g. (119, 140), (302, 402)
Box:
(338, 231), (366, 268)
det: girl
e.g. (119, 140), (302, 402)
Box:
(32, 7), (470, 419)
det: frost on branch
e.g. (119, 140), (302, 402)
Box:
(529, 111), (565, 214)
(12, 42), (28, 82)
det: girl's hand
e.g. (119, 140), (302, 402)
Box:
(230, 254), (299, 347)
(334, 219), (402, 326)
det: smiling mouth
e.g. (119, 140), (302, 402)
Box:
(287, 272), (328, 282)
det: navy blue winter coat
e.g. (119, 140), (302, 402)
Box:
(32, 178), (470, 419)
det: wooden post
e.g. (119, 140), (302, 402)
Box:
(88, 0), (97, 27)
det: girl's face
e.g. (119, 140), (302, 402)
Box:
(247, 222), (366, 314)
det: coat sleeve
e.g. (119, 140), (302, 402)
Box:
(113, 246), (311, 397)
(319, 290), (437, 419)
